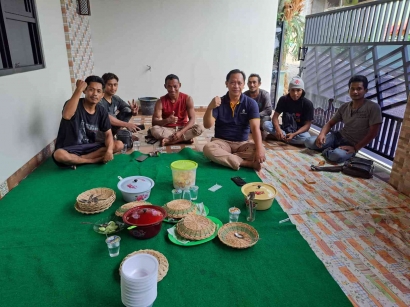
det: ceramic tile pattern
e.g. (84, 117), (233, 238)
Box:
(390, 95), (410, 196)
(259, 150), (410, 306)
(60, 0), (94, 90)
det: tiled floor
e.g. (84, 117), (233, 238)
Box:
(126, 113), (391, 182)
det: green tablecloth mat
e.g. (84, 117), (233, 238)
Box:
(0, 148), (351, 307)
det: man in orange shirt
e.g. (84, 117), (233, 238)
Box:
(150, 74), (204, 146)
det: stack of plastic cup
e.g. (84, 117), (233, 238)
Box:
(121, 254), (158, 307)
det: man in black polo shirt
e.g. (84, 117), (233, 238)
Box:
(53, 76), (123, 168)
(203, 69), (266, 171)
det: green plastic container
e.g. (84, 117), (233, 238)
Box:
(170, 160), (198, 189)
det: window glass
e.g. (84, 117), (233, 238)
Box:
(7, 19), (35, 67)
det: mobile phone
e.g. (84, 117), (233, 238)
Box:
(146, 138), (158, 145)
(135, 155), (148, 162)
(137, 124), (145, 130)
(231, 176), (246, 186)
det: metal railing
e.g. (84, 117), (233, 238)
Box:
(313, 104), (402, 160)
(305, 0), (410, 45)
(301, 0), (410, 161)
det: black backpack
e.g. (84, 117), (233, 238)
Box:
(116, 129), (133, 149)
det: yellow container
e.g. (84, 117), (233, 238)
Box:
(241, 182), (277, 210)
(170, 160), (198, 189)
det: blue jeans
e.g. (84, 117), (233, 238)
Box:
(263, 121), (311, 145)
(304, 132), (355, 163)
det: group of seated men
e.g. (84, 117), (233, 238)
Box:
(52, 69), (382, 171)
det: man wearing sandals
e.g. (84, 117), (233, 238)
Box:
(149, 74), (204, 146)
(53, 76), (123, 168)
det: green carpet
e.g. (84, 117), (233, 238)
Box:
(0, 148), (351, 307)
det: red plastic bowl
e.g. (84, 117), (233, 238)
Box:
(122, 205), (167, 239)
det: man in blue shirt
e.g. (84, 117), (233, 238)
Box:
(203, 69), (266, 170)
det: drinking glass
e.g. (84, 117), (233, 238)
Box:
(133, 141), (140, 151)
(121, 144), (128, 154)
(189, 186), (199, 201)
(171, 189), (182, 200)
(106, 235), (121, 257)
(229, 207), (241, 223)
(182, 189), (191, 201)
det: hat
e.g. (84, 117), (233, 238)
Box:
(288, 77), (304, 91)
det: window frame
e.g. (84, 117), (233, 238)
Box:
(0, 0), (45, 77)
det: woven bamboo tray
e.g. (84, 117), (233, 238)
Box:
(115, 201), (152, 217)
(176, 215), (216, 240)
(76, 188), (115, 213)
(218, 222), (259, 249)
(74, 202), (110, 215)
(119, 249), (169, 282)
(163, 199), (196, 219)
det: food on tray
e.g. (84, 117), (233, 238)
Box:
(98, 221), (119, 234)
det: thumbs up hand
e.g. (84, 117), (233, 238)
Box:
(168, 111), (178, 124)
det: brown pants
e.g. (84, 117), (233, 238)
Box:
(203, 138), (256, 170)
(150, 124), (204, 141)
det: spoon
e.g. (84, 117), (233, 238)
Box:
(234, 232), (243, 239)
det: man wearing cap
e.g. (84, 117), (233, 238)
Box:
(150, 74), (204, 146)
(263, 76), (314, 145)
(203, 69), (265, 171)
(305, 75), (382, 162)
(243, 73), (272, 129)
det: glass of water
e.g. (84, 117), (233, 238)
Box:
(121, 144), (128, 154)
(105, 235), (121, 257)
(189, 186), (199, 201)
(172, 189), (182, 200)
(229, 207), (241, 223)
(182, 189), (192, 202)
(133, 141), (140, 151)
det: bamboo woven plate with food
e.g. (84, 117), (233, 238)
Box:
(176, 214), (216, 240)
(76, 188), (115, 212)
(119, 249), (169, 282)
(163, 199), (196, 219)
(115, 201), (152, 217)
(218, 222), (259, 249)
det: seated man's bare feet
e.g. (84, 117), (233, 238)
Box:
(161, 138), (169, 146)
(254, 161), (262, 171)
(240, 160), (262, 171)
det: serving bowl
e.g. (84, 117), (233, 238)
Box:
(122, 205), (167, 239)
(117, 176), (155, 202)
(241, 182), (277, 210)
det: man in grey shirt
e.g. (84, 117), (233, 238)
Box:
(244, 73), (272, 128)
(305, 75), (382, 163)
(100, 73), (140, 134)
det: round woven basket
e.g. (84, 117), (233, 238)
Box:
(76, 188), (115, 213)
(176, 215), (216, 240)
(218, 222), (259, 249)
(119, 249), (169, 282)
(74, 202), (110, 215)
(115, 201), (152, 217)
(163, 199), (196, 219)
